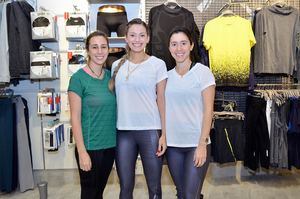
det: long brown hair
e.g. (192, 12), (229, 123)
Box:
(108, 18), (149, 91)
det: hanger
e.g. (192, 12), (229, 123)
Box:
(218, 3), (235, 17)
(221, 9), (235, 16)
(0, 88), (14, 98)
(214, 111), (245, 121)
(215, 99), (237, 111)
(253, 83), (300, 104)
(164, 0), (181, 8)
(0, 0), (11, 3)
(271, 0), (287, 8)
(267, 0), (287, 7)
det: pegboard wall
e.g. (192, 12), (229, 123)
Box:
(146, 0), (300, 33)
(145, 0), (300, 112)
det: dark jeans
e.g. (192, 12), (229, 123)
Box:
(166, 145), (211, 199)
(75, 147), (115, 199)
(116, 130), (163, 199)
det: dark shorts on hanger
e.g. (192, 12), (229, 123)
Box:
(97, 12), (128, 37)
(106, 48), (126, 70)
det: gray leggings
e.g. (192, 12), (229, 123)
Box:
(166, 145), (211, 199)
(116, 130), (163, 199)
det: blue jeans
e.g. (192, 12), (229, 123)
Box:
(116, 130), (163, 199)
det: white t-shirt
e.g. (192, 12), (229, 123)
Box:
(266, 99), (272, 138)
(112, 56), (167, 130)
(165, 63), (215, 147)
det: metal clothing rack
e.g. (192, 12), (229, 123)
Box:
(255, 83), (300, 90)
(0, 88), (14, 97)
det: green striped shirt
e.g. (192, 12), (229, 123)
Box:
(68, 68), (116, 150)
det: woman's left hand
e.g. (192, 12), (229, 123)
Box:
(193, 145), (207, 167)
(156, 134), (167, 157)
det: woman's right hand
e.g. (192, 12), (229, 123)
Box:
(79, 151), (92, 171)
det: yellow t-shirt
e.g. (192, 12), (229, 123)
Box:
(203, 16), (256, 85)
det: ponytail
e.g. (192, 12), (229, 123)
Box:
(108, 46), (130, 91)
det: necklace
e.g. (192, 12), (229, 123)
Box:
(88, 65), (103, 79)
(126, 56), (147, 81)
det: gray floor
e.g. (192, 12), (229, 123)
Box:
(1, 162), (300, 199)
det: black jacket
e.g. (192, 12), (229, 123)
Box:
(7, 1), (40, 78)
(146, 4), (201, 70)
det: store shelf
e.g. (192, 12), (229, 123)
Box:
(108, 37), (125, 42)
(88, 0), (140, 4)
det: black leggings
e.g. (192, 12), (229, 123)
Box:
(244, 96), (270, 171)
(166, 145), (211, 199)
(97, 12), (128, 37)
(75, 147), (115, 199)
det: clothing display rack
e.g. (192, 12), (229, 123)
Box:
(0, 0), (299, 177)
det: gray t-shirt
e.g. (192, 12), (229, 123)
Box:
(254, 5), (300, 76)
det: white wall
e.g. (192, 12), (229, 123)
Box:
(10, 0), (141, 170)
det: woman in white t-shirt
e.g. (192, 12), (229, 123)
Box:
(165, 27), (215, 199)
(109, 18), (167, 199)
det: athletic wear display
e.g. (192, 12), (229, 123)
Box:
(244, 96), (270, 171)
(67, 50), (87, 76)
(211, 119), (245, 164)
(7, 1), (41, 78)
(106, 47), (126, 70)
(270, 101), (289, 169)
(253, 5), (300, 76)
(0, 1), (10, 83)
(0, 96), (33, 193)
(31, 12), (57, 41)
(147, 4), (201, 70)
(97, 5), (128, 37)
(37, 89), (60, 114)
(65, 12), (88, 40)
(43, 123), (64, 150)
(30, 51), (59, 79)
(203, 15), (256, 85)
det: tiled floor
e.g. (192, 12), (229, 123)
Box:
(1, 163), (300, 199)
